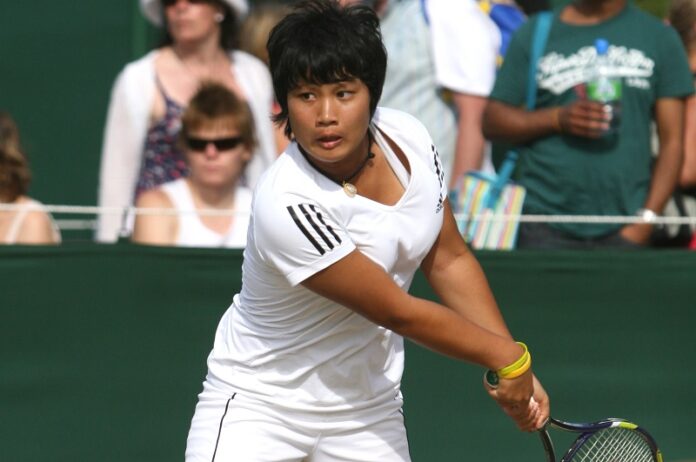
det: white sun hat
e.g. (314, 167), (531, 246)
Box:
(139, 0), (249, 27)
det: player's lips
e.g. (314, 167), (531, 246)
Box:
(316, 134), (342, 150)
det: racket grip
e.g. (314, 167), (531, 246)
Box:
(484, 370), (499, 389)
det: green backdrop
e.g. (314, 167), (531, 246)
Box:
(1, 245), (694, 461)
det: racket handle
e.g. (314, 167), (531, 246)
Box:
(484, 369), (500, 389)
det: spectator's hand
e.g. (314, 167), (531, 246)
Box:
(620, 223), (652, 245)
(558, 100), (612, 138)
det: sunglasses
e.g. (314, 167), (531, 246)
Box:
(186, 136), (244, 152)
(162, 0), (210, 7)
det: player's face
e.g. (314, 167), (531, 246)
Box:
(164, 0), (222, 45)
(287, 78), (372, 171)
(184, 119), (251, 188)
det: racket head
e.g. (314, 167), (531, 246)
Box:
(547, 417), (663, 462)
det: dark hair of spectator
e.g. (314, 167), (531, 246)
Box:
(266, 0), (387, 138)
(515, 0), (550, 16)
(669, 0), (696, 51)
(161, 0), (240, 51)
(180, 81), (257, 150)
(0, 112), (31, 203)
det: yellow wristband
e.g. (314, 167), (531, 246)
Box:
(497, 342), (530, 378)
(499, 352), (531, 379)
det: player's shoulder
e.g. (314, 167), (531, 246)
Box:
(372, 107), (431, 142)
(252, 150), (323, 214)
(372, 107), (436, 161)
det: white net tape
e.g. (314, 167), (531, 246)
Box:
(2, 203), (696, 231)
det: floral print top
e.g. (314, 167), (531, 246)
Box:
(135, 77), (188, 198)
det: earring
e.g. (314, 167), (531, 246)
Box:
(214, 12), (224, 23)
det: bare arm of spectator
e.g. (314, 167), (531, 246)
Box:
(449, 93), (488, 185)
(131, 189), (177, 246)
(483, 99), (611, 144)
(621, 97), (685, 244)
(680, 94), (696, 188)
(16, 210), (59, 245)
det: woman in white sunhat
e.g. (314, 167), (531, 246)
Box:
(97, 0), (278, 243)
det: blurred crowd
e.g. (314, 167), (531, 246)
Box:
(2, 0), (696, 250)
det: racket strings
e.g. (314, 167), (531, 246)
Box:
(572, 428), (654, 462)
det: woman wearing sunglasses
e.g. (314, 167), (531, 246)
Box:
(97, 0), (277, 243)
(131, 82), (255, 247)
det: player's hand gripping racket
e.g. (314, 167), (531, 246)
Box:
(485, 370), (663, 462)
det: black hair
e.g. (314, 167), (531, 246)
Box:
(161, 0), (240, 51)
(267, 0), (387, 138)
(515, 0), (550, 16)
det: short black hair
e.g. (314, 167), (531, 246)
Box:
(267, 0), (387, 138)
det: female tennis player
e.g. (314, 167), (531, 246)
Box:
(185, 1), (550, 460)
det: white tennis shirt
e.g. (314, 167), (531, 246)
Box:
(204, 108), (446, 413)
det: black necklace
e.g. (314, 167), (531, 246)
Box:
(298, 133), (375, 197)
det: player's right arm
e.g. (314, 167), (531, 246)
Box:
(301, 245), (541, 431)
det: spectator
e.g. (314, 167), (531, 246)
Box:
(668, 0), (696, 190)
(132, 82), (254, 248)
(483, 0), (694, 249)
(239, 0), (292, 154)
(97, 0), (277, 243)
(239, 1), (292, 67)
(668, 0), (696, 248)
(374, 0), (500, 188)
(0, 112), (61, 245)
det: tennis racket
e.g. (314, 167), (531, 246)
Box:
(484, 371), (663, 461)
(538, 416), (663, 462)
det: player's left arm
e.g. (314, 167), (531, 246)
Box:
(621, 97), (685, 244)
(419, 199), (511, 339)
(420, 199), (549, 425)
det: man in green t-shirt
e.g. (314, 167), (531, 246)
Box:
(483, 0), (694, 249)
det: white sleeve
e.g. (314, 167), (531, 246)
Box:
(254, 192), (356, 286)
(373, 108), (448, 209)
(426, 0), (501, 96)
(96, 60), (153, 242)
